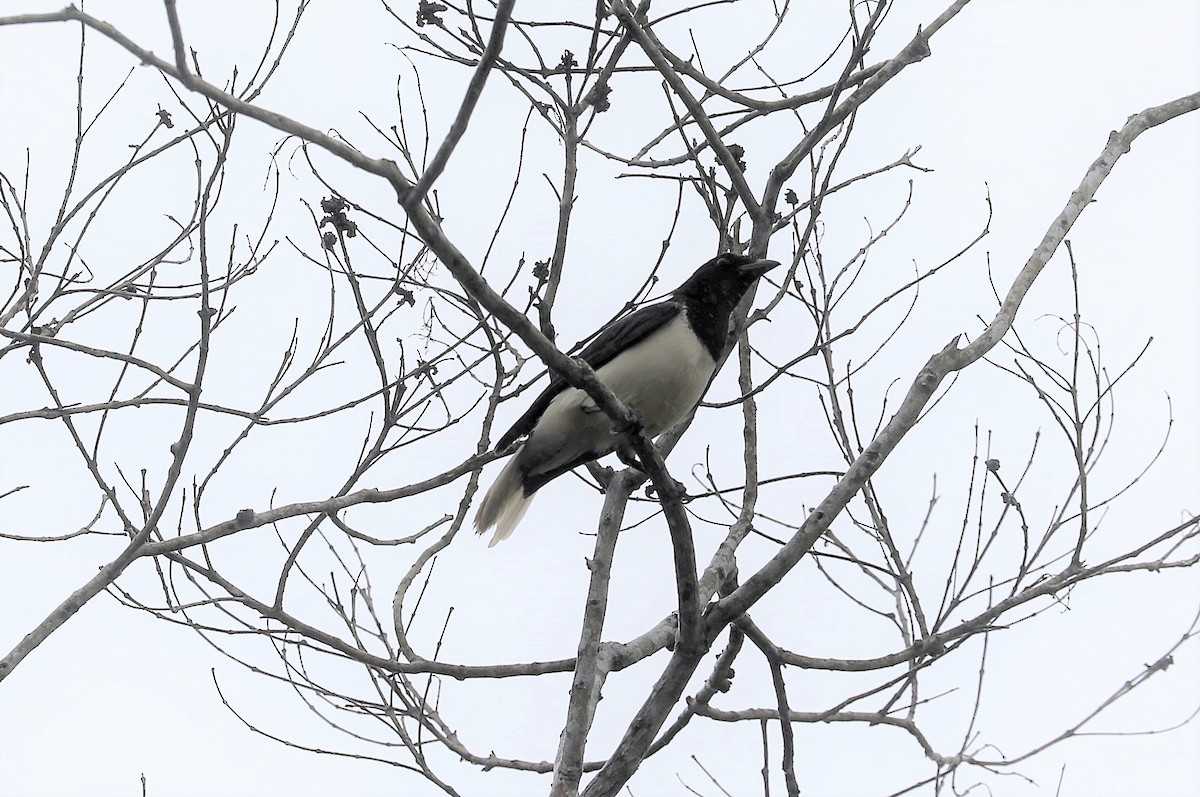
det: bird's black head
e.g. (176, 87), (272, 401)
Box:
(673, 252), (780, 358)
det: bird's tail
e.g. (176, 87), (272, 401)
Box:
(474, 447), (534, 546)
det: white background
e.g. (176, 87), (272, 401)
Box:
(1, 2), (1198, 795)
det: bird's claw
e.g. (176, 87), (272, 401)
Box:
(614, 437), (646, 470)
(645, 477), (687, 502)
(611, 406), (644, 437)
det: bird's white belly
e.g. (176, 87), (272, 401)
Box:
(525, 314), (717, 473)
(588, 313), (716, 435)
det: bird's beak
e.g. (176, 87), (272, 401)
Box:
(738, 258), (781, 278)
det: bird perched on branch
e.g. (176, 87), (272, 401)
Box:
(475, 252), (780, 545)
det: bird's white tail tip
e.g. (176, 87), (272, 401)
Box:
(474, 451), (534, 545)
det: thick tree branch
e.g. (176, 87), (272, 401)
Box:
(716, 89), (1200, 629)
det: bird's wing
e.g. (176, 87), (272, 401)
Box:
(495, 301), (683, 448)
(574, 301), (683, 370)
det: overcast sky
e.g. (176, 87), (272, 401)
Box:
(1, 2), (1198, 796)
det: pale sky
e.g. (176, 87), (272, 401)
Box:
(1, 2), (1198, 796)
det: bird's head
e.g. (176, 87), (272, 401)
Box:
(674, 252), (781, 314)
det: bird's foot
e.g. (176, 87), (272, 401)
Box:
(645, 477), (687, 503)
(610, 405), (645, 438)
(614, 437), (647, 471)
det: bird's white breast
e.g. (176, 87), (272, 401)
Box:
(588, 312), (716, 436)
(524, 312), (717, 474)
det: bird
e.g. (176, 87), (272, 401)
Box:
(474, 252), (780, 545)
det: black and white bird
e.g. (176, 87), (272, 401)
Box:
(475, 252), (780, 545)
